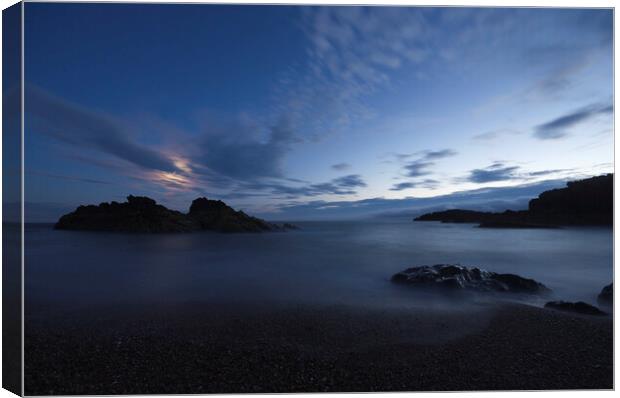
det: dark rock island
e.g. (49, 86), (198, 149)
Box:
(391, 264), (550, 295)
(55, 195), (295, 233)
(415, 174), (612, 228)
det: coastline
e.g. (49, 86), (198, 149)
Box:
(25, 300), (613, 394)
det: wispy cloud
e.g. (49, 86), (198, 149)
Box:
(331, 162), (351, 171)
(390, 179), (439, 191)
(534, 102), (613, 140)
(27, 170), (112, 185)
(26, 86), (178, 173)
(473, 129), (521, 141)
(266, 178), (571, 220)
(399, 149), (457, 178)
(467, 162), (520, 183)
(465, 162), (573, 184)
(240, 174), (367, 199)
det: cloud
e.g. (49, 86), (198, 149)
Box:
(422, 149), (457, 160)
(262, 178), (572, 220)
(390, 182), (416, 191)
(534, 102), (613, 140)
(404, 161), (434, 177)
(331, 162), (351, 171)
(465, 162), (573, 184)
(26, 170), (112, 185)
(239, 174), (367, 199)
(390, 179), (439, 191)
(332, 174), (366, 188)
(399, 149), (457, 177)
(25, 86), (178, 172)
(473, 129), (521, 141)
(467, 163), (520, 183)
(194, 119), (298, 181)
(270, 7), (435, 137)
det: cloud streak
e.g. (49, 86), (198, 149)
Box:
(266, 178), (571, 220)
(534, 102), (613, 140)
(241, 174), (367, 199)
(331, 162), (351, 171)
(467, 162), (521, 183)
(465, 162), (573, 184)
(26, 86), (178, 172)
(390, 179), (439, 191)
(400, 149), (457, 177)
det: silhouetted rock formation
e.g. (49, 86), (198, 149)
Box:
(391, 264), (550, 295)
(414, 174), (612, 228)
(545, 301), (606, 316)
(188, 198), (276, 233)
(55, 195), (198, 233)
(55, 196), (295, 233)
(597, 283), (613, 307)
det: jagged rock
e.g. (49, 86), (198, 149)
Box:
(545, 301), (606, 316)
(188, 197), (276, 233)
(55, 195), (199, 233)
(391, 264), (550, 295)
(55, 195), (297, 233)
(414, 174), (612, 227)
(597, 283), (613, 307)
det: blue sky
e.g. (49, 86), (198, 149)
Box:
(22, 4), (613, 221)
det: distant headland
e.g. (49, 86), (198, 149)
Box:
(55, 196), (297, 233)
(414, 174), (613, 228)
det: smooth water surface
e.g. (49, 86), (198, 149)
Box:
(25, 220), (613, 316)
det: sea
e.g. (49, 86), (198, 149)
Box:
(23, 220), (613, 317)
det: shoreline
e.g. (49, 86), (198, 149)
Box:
(25, 300), (613, 394)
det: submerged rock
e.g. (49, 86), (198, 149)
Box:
(545, 301), (606, 316)
(597, 283), (613, 307)
(391, 264), (550, 295)
(55, 195), (296, 233)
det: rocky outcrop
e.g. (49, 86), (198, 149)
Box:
(188, 198), (277, 233)
(55, 195), (199, 233)
(391, 264), (550, 295)
(55, 195), (295, 233)
(544, 301), (606, 316)
(414, 174), (612, 228)
(597, 283), (613, 307)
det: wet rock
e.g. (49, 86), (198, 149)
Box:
(391, 264), (550, 295)
(545, 301), (606, 316)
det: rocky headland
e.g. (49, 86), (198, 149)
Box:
(55, 195), (295, 233)
(414, 174), (612, 228)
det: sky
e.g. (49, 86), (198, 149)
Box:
(19, 4), (613, 221)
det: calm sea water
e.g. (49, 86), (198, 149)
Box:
(25, 220), (613, 316)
